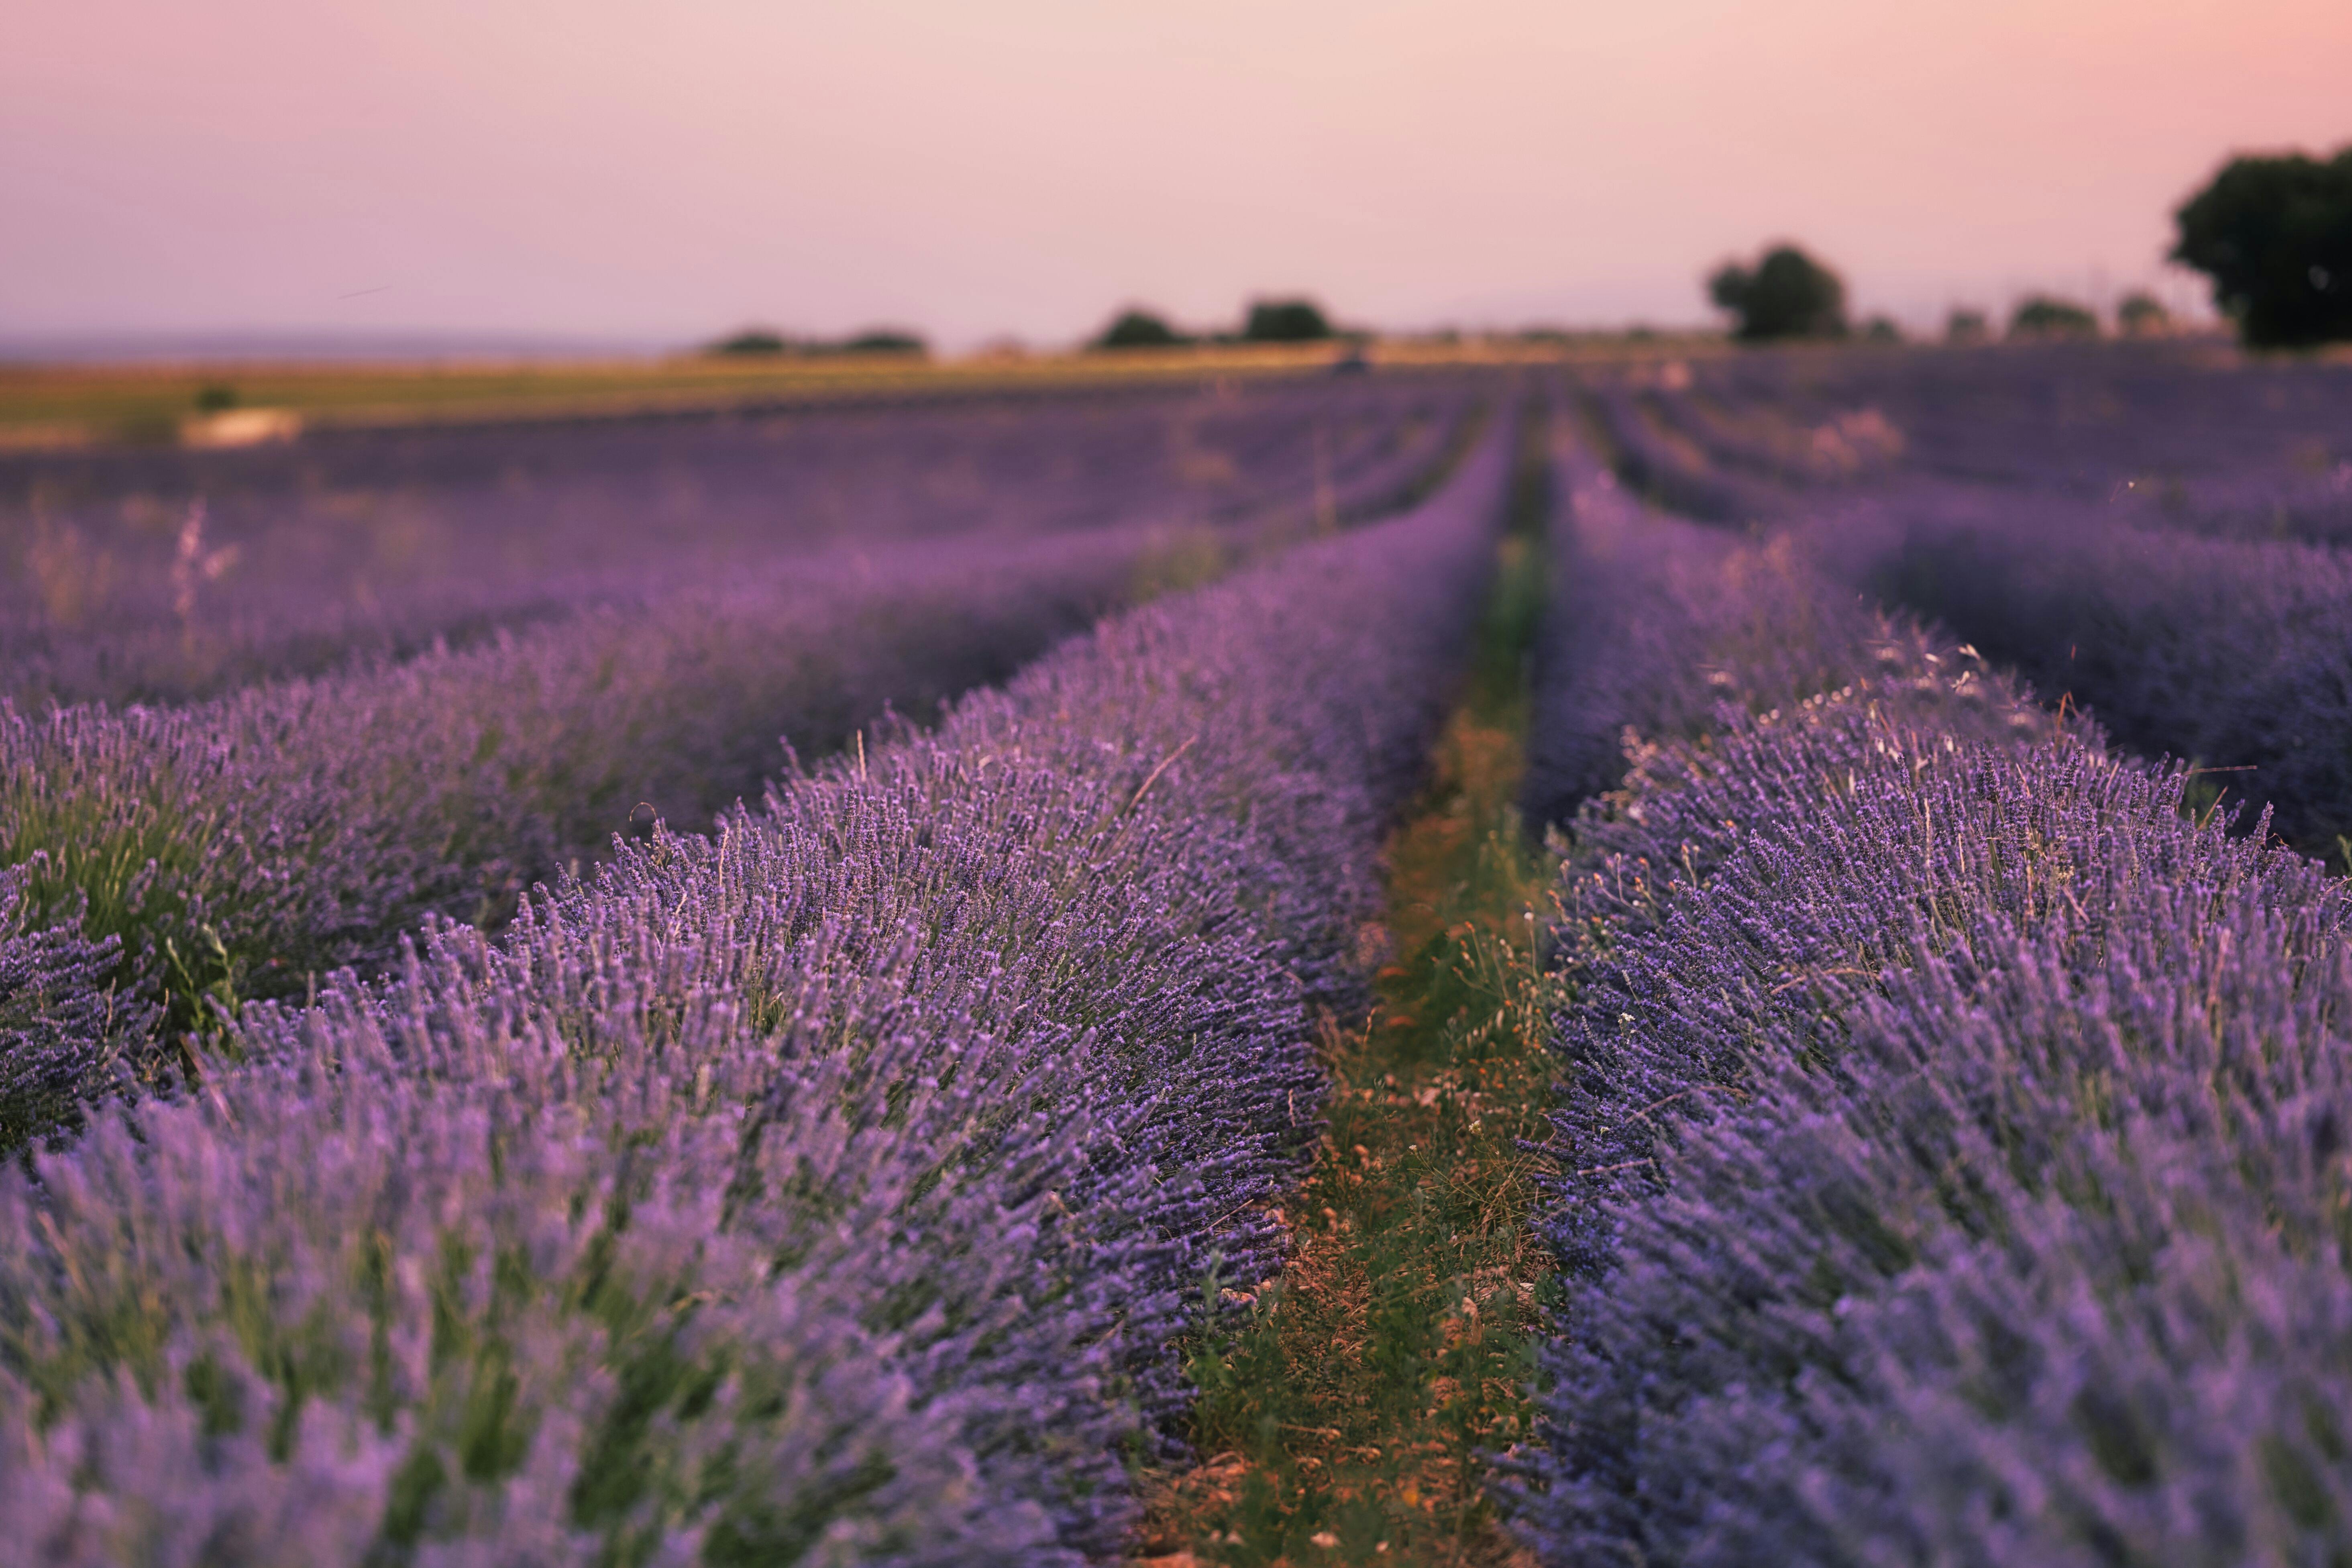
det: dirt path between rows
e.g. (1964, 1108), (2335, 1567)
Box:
(1130, 412), (1558, 1567)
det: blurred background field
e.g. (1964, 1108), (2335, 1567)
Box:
(0, 336), (1677, 452)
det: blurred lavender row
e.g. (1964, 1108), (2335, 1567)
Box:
(1, 375), (1480, 709)
(1603, 342), (2352, 544)
(0, 383), (1494, 1142)
(0, 411), (1515, 1563)
(1573, 375), (1794, 528)
(1513, 422), (2352, 1562)
(1696, 339), (2352, 543)
(1846, 484), (2352, 856)
(1569, 350), (2352, 862)
(0, 525), (1165, 1142)
(1521, 409), (1884, 828)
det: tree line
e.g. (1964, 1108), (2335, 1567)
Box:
(1092, 297), (1340, 351)
(1711, 143), (2350, 349)
(700, 144), (2347, 360)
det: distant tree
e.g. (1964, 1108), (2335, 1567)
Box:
(2116, 290), (2173, 337)
(711, 326), (929, 359)
(1093, 309), (1187, 350)
(1945, 308), (1991, 346)
(709, 327), (791, 356)
(1706, 244), (1849, 341)
(2008, 295), (2101, 341)
(2171, 147), (2352, 348)
(1241, 298), (1335, 343)
(1861, 315), (1904, 344)
(193, 384), (239, 412)
(837, 329), (928, 356)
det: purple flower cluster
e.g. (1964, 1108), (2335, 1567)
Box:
(1517, 394), (2352, 1560)
(1634, 341), (2352, 543)
(1528, 701), (2352, 1562)
(0, 865), (149, 1148)
(1637, 376), (1908, 493)
(0, 416), (1514, 1562)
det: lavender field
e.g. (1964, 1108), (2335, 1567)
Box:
(0, 376), (1484, 1126)
(4, 347), (2352, 1566)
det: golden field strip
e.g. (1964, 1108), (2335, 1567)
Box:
(0, 338), (1719, 450)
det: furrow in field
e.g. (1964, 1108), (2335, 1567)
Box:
(1130, 399), (1555, 1568)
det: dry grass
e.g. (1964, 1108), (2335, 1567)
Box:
(0, 346), (1346, 447)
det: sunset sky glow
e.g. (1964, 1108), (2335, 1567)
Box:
(6, 0), (2350, 350)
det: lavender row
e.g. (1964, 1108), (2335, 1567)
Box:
(2, 375), (1480, 710)
(1690, 343), (2352, 544)
(1573, 379), (1785, 527)
(0, 522), (1194, 1144)
(1842, 485), (2352, 858)
(1522, 421), (1887, 828)
(1, 383), (1498, 1140)
(1515, 463), (2352, 1560)
(1566, 359), (2352, 861)
(1639, 378), (1909, 493)
(0, 415), (1515, 1564)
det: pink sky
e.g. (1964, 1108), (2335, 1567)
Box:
(4, 0), (2348, 349)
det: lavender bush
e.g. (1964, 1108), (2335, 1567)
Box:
(0, 414), (1516, 1561)
(1523, 675), (2352, 1565)
(1684, 341), (2352, 543)
(1640, 381), (1908, 492)
(0, 865), (148, 1149)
